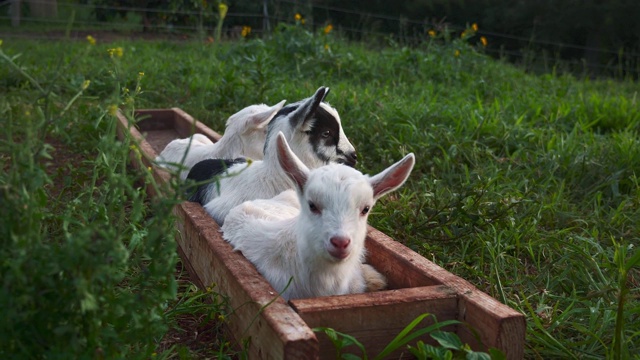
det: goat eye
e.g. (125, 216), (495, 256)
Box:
(322, 130), (331, 138)
(361, 206), (370, 216)
(309, 201), (320, 214)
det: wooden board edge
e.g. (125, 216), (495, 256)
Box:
(175, 201), (319, 358)
(289, 285), (457, 313)
(366, 226), (525, 357)
(171, 107), (223, 142)
(457, 291), (526, 360)
(291, 286), (460, 359)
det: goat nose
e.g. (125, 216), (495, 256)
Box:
(330, 236), (351, 249)
(344, 151), (357, 167)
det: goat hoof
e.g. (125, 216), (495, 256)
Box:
(362, 263), (388, 292)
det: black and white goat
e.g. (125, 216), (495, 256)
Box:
(187, 86), (358, 225)
(222, 132), (415, 300)
(156, 100), (285, 179)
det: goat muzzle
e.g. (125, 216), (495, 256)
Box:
(341, 151), (358, 168)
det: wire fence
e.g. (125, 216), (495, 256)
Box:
(2, 0), (639, 77)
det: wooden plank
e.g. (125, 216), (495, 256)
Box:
(365, 226), (525, 359)
(171, 107), (223, 141)
(290, 285), (458, 359)
(115, 111), (171, 197)
(175, 201), (318, 359)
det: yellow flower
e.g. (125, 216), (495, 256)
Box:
(108, 47), (124, 58)
(301, 18), (306, 25)
(138, 71), (144, 77)
(218, 3), (228, 19)
(241, 26), (251, 37)
(218, 314), (225, 322)
(460, 30), (467, 38)
(472, 23), (478, 32)
(86, 35), (96, 46)
(81, 80), (91, 90)
(147, 166), (152, 172)
(0, 39), (3, 47)
(324, 44), (330, 51)
(480, 36), (488, 47)
(108, 105), (119, 116)
(428, 30), (436, 38)
(324, 24), (333, 35)
(454, 49), (461, 57)
(294, 13), (302, 21)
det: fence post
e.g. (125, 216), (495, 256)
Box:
(11, 0), (21, 27)
(27, 0), (58, 18)
(263, 0), (270, 34)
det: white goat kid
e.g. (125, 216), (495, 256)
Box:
(222, 132), (415, 300)
(187, 86), (357, 225)
(156, 100), (286, 179)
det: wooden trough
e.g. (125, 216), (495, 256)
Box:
(116, 108), (526, 359)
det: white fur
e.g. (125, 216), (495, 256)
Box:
(156, 100), (285, 179)
(197, 87), (357, 225)
(222, 133), (415, 300)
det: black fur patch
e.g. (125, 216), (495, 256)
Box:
(274, 103), (300, 119)
(307, 105), (342, 164)
(264, 103), (301, 154)
(185, 158), (247, 203)
(266, 88), (329, 139)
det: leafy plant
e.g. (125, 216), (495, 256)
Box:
(610, 240), (640, 360)
(314, 313), (498, 359)
(0, 37), (179, 358)
(409, 331), (506, 360)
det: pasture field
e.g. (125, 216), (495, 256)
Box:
(1, 23), (639, 359)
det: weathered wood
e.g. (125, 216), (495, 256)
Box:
(115, 108), (526, 360)
(115, 110), (171, 198)
(176, 201), (318, 359)
(290, 285), (459, 359)
(365, 226), (526, 359)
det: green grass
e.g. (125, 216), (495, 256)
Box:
(1, 21), (639, 359)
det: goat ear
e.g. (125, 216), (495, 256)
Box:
(289, 86), (329, 128)
(276, 132), (310, 190)
(249, 100), (286, 129)
(369, 153), (415, 200)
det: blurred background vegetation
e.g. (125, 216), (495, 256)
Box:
(3, 0), (640, 78)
